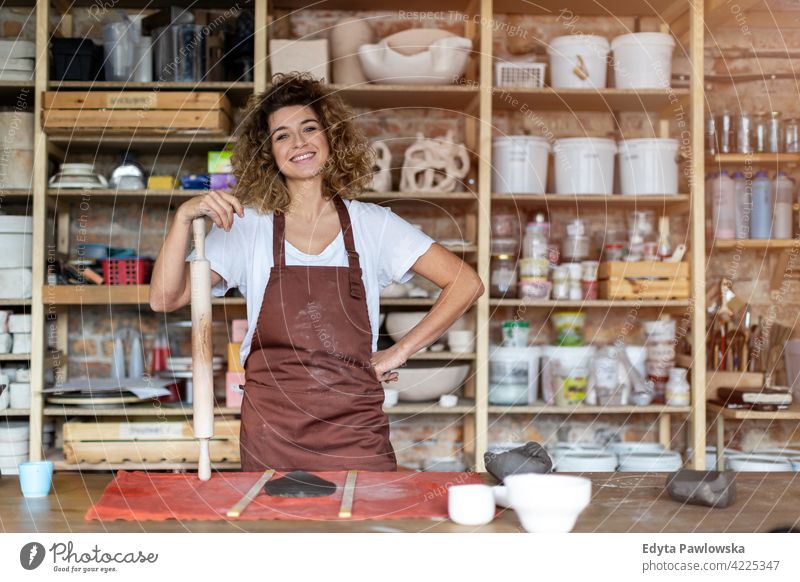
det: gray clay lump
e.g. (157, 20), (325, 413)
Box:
(665, 470), (737, 508)
(484, 442), (553, 482)
(265, 471), (337, 497)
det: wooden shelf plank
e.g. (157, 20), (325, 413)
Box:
(492, 193), (689, 206)
(490, 299), (692, 308)
(712, 239), (800, 250)
(386, 398), (475, 415)
(409, 351), (475, 361)
(0, 408), (31, 417)
(489, 404), (692, 415)
(0, 299), (31, 306)
(0, 353), (31, 361)
(47, 81), (254, 103)
(707, 402), (800, 420)
(43, 285), (244, 306)
(43, 405), (241, 417)
(327, 83), (479, 110)
(707, 153), (800, 165)
(0, 188), (33, 201)
(493, 87), (688, 112)
(48, 134), (235, 153)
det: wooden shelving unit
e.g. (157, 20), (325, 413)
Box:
(712, 239), (800, 250)
(23, 0), (709, 472)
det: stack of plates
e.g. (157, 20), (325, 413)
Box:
(46, 391), (141, 408)
(0, 421), (29, 475)
(0, 40), (35, 81)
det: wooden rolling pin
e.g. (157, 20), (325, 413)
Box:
(191, 217), (214, 481)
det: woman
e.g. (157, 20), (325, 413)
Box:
(150, 73), (483, 472)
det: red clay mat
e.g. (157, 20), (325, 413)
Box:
(85, 470), (484, 522)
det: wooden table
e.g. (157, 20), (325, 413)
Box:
(1, 472), (798, 533)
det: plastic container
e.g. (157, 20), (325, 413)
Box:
(617, 450), (682, 472)
(101, 257), (154, 285)
(611, 32), (675, 89)
(709, 171), (736, 240)
(617, 138), (679, 195)
(51, 38), (104, 81)
(773, 172), (794, 239)
(553, 138), (616, 194)
(551, 311), (586, 346)
(751, 171), (774, 239)
(540, 345), (596, 404)
(733, 171), (751, 239)
(489, 345), (541, 405)
(492, 136), (550, 193)
(547, 35), (610, 89)
(102, 18), (139, 81)
(554, 451), (618, 473)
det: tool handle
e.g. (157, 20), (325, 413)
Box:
(192, 217), (206, 260)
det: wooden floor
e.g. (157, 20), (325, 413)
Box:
(1, 473), (798, 533)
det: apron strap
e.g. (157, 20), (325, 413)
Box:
(273, 196), (363, 299)
(332, 195), (363, 300)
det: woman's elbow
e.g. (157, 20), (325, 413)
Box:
(149, 288), (179, 312)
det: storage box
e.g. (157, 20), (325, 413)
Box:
(207, 150), (233, 173)
(42, 91), (232, 136)
(63, 420), (240, 464)
(226, 371), (245, 408)
(228, 343), (244, 372)
(598, 261), (690, 300)
(269, 39), (329, 82)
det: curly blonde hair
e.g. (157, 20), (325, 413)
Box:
(230, 73), (375, 213)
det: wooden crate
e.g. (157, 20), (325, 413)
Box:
(598, 261), (690, 300)
(42, 91), (232, 135)
(63, 419), (240, 465)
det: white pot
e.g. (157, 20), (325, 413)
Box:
(0, 268), (32, 300)
(553, 138), (616, 195)
(492, 136), (551, 193)
(386, 361), (470, 402)
(554, 451), (618, 472)
(0, 453), (28, 475)
(611, 32), (675, 89)
(448, 484), (495, 526)
(505, 473), (592, 533)
(547, 35), (609, 89)
(9, 382), (30, 409)
(618, 138), (679, 195)
(359, 30), (472, 85)
(618, 450), (682, 472)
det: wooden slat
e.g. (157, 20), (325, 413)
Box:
(43, 109), (231, 132)
(64, 419), (240, 441)
(64, 439), (240, 464)
(598, 261), (689, 279)
(599, 279), (690, 300)
(43, 90), (231, 112)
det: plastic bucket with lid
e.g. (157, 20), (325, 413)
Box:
(611, 32), (675, 89)
(547, 35), (609, 89)
(553, 138), (616, 194)
(618, 138), (679, 195)
(492, 136), (550, 193)
(554, 451), (618, 473)
(541, 345), (596, 405)
(489, 345), (541, 405)
(618, 450), (682, 472)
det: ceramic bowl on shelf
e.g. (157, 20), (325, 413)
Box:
(554, 451), (618, 473)
(385, 311), (427, 343)
(384, 361), (469, 402)
(505, 473), (592, 533)
(727, 454), (794, 472)
(617, 451), (683, 472)
(607, 441), (665, 458)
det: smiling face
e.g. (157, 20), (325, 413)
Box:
(268, 105), (330, 183)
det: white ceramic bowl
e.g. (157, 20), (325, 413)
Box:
(505, 473), (591, 533)
(385, 312), (427, 342)
(385, 361), (470, 402)
(554, 451), (618, 473)
(448, 484), (495, 526)
(492, 485), (510, 508)
(617, 451), (683, 472)
(727, 454), (794, 472)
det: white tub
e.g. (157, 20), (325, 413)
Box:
(547, 35), (609, 89)
(611, 32), (675, 89)
(553, 137), (616, 194)
(492, 136), (550, 193)
(0, 215), (32, 269)
(540, 345), (597, 403)
(618, 138), (679, 195)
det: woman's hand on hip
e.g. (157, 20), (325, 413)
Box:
(370, 346), (406, 383)
(177, 190), (244, 232)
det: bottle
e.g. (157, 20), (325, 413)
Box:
(751, 171), (774, 239)
(732, 171), (751, 239)
(710, 171), (736, 240)
(785, 118), (800, 152)
(768, 112), (783, 153)
(773, 172), (795, 239)
(737, 112), (753, 154)
(665, 367), (691, 407)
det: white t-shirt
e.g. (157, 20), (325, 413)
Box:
(185, 199), (435, 366)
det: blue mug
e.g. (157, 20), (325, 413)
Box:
(18, 461), (54, 498)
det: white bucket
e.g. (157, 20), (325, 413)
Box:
(0, 215), (32, 269)
(540, 345), (596, 404)
(618, 138), (679, 195)
(553, 138), (616, 195)
(611, 32), (675, 89)
(492, 136), (550, 193)
(547, 35), (609, 89)
(489, 345), (541, 405)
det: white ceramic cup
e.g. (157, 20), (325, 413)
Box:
(448, 484), (496, 526)
(382, 388), (399, 408)
(505, 473), (592, 533)
(447, 330), (475, 353)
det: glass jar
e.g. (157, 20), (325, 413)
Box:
(768, 111), (783, 153)
(754, 112), (768, 153)
(785, 118), (800, 153)
(491, 210), (520, 239)
(736, 112), (753, 154)
(717, 111), (734, 154)
(705, 116), (716, 155)
(490, 254), (517, 298)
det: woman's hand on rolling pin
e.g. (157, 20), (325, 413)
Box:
(177, 190), (244, 232)
(370, 346), (406, 383)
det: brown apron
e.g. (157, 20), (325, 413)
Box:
(240, 195), (397, 472)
